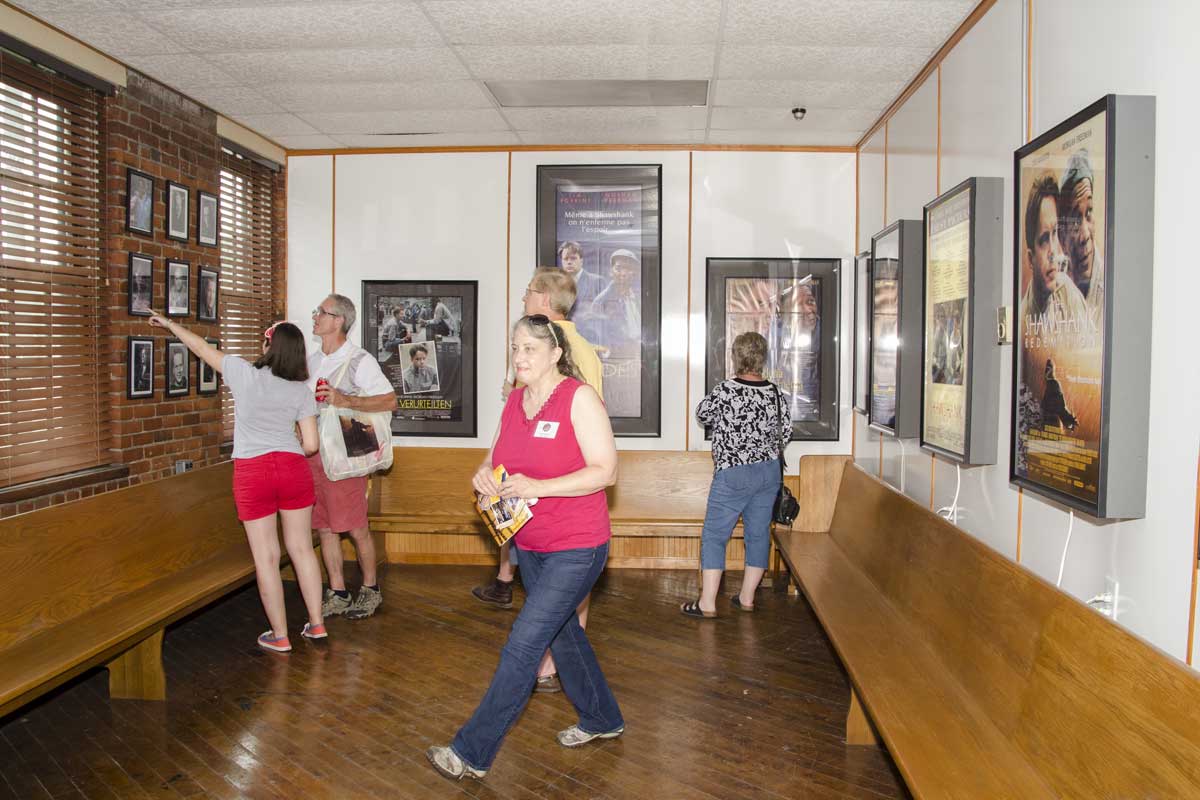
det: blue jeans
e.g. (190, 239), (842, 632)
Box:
(452, 542), (623, 770)
(700, 459), (781, 570)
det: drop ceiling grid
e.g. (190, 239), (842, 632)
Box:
(7, 0), (979, 149)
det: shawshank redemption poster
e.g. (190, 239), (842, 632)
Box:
(1014, 108), (1107, 508)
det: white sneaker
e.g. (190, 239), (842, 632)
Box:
(426, 746), (487, 781)
(556, 724), (625, 748)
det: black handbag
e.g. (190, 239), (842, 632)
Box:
(770, 384), (800, 526)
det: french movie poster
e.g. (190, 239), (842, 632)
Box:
(362, 281), (477, 438)
(1014, 109), (1106, 508)
(723, 277), (822, 423)
(870, 255), (900, 430)
(923, 187), (971, 456)
(554, 185), (646, 419)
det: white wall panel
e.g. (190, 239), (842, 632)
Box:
(286, 155), (333, 351)
(690, 151), (856, 468)
(332, 152), (510, 448)
(858, 129), (885, 252)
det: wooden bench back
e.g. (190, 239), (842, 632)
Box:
(377, 448), (717, 522)
(0, 463), (243, 653)
(827, 464), (1200, 796)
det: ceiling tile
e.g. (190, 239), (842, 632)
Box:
(706, 129), (860, 146)
(233, 113), (320, 137)
(425, 0), (722, 45)
(212, 47), (468, 85)
(124, 54), (242, 90)
(295, 109), (508, 135)
(714, 79), (904, 110)
(501, 106), (708, 132)
(19, 12), (184, 58)
(719, 44), (931, 82)
(333, 132), (522, 148)
(272, 133), (344, 150)
(710, 106), (879, 131)
(458, 45), (713, 80)
(723, 0), (976, 48)
(7, 0), (118, 13)
(259, 81), (494, 113)
(517, 130), (706, 146)
(141, 3), (441, 52)
(184, 85), (286, 116)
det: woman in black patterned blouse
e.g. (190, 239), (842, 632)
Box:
(682, 332), (788, 618)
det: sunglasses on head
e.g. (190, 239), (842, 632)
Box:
(526, 314), (559, 348)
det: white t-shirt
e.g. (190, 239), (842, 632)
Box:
(222, 355), (318, 459)
(307, 340), (393, 397)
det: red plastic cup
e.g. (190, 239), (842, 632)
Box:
(316, 377), (329, 402)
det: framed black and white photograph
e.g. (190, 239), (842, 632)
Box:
(127, 337), (154, 399)
(166, 181), (189, 242)
(705, 257), (841, 442)
(852, 251), (870, 414)
(127, 253), (154, 317)
(126, 168), (154, 236)
(166, 339), (189, 397)
(166, 260), (190, 317)
(363, 280), (478, 438)
(197, 191), (218, 247)
(198, 338), (220, 395)
(536, 164), (662, 437)
(197, 267), (218, 322)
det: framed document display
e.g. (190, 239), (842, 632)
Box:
(920, 177), (1003, 464)
(363, 280), (478, 438)
(852, 251), (870, 414)
(536, 164), (662, 437)
(1011, 95), (1155, 518)
(704, 258), (840, 441)
(869, 220), (923, 438)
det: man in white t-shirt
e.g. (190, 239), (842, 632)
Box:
(309, 293), (398, 620)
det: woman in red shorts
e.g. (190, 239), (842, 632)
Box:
(149, 312), (326, 652)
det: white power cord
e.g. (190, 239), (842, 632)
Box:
(1056, 509), (1074, 588)
(937, 464), (961, 524)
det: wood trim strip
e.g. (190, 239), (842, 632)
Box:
(1026, 0), (1034, 143)
(936, 64), (942, 194)
(685, 151), (694, 451)
(1016, 487), (1024, 562)
(851, 409), (857, 459)
(883, 122), (889, 225)
(0, 463), (129, 504)
(330, 155), (336, 292)
(505, 151), (512, 354)
(854, 148), (860, 251)
(930, 453), (936, 509)
(286, 144), (856, 157)
(856, 0), (999, 149)
(878, 436), (883, 479)
(1188, 449), (1200, 665)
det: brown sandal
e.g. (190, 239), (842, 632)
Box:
(680, 600), (717, 619)
(730, 596), (755, 613)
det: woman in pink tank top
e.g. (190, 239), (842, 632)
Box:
(427, 315), (625, 783)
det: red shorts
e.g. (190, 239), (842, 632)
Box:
(232, 451), (315, 522)
(307, 452), (369, 533)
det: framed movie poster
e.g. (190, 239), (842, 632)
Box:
(166, 181), (189, 242)
(197, 191), (219, 247)
(198, 338), (220, 395)
(362, 280), (478, 438)
(852, 251), (870, 414)
(536, 164), (662, 437)
(869, 219), (923, 438)
(165, 339), (189, 397)
(127, 337), (154, 399)
(197, 267), (219, 322)
(705, 258), (840, 441)
(1011, 94), (1155, 519)
(128, 253), (153, 316)
(920, 177), (1002, 465)
(166, 260), (190, 317)
(126, 168), (154, 236)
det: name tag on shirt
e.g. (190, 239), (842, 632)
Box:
(533, 421), (560, 439)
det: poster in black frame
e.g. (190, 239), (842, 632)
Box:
(868, 219), (924, 438)
(536, 164), (662, 437)
(1010, 94), (1155, 519)
(198, 338), (220, 395)
(920, 177), (1002, 465)
(704, 258), (841, 442)
(127, 336), (154, 399)
(126, 168), (154, 236)
(852, 251), (870, 414)
(362, 280), (478, 438)
(128, 253), (154, 316)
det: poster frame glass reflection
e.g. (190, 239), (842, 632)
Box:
(704, 257), (841, 442)
(536, 164), (662, 437)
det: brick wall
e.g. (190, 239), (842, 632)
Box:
(0, 71), (284, 519)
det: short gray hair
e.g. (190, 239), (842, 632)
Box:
(326, 293), (356, 334)
(732, 331), (768, 375)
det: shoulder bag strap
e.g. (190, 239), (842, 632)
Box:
(772, 383), (787, 474)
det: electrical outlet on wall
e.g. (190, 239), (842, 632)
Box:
(174, 460), (194, 474)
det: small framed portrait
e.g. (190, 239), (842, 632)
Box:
(126, 168), (154, 236)
(166, 260), (190, 317)
(166, 339), (190, 397)
(127, 253), (154, 316)
(197, 190), (219, 247)
(197, 267), (219, 322)
(399, 341), (440, 395)
(198, 338), (220, 395)
(166, 181), (189, 242)
(127, 337), (154, 399)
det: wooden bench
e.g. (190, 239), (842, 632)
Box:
(774, 455), (1200, 798)
(372, 448), (770, 569)
(0, 463), (257, 718)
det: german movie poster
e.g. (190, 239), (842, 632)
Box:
(723, 277), (822, 425)
(554, 185), (647, 419)
(1014, 109), (1106, 508)
(870, 251), (900, 430)
(923, 187), (971, 456)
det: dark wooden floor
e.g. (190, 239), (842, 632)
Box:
(0, 566), (909, 800)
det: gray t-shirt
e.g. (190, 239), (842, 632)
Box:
(223, 355), (318, 459)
